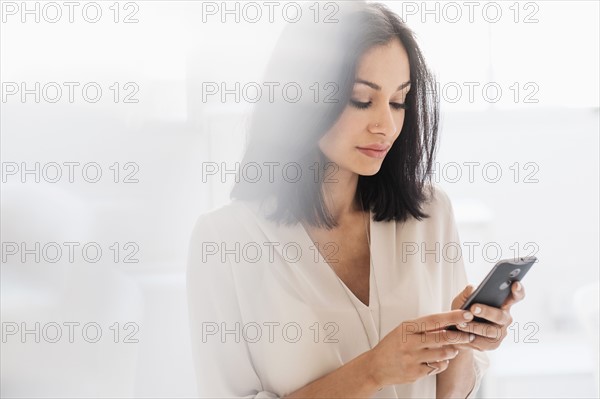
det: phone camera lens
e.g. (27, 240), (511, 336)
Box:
(509, 268), (521, 278)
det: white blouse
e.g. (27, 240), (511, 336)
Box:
(186, 185), (489, 398)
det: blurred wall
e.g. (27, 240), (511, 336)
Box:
(1, 1), (598, 398)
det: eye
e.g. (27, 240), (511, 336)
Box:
(350, 99), (407, 110)
(390, 102), (407, 110)
(350, 100), (371, 109)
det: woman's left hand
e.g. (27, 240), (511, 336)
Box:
(451, 281), (526, 351)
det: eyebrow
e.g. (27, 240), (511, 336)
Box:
(354, 78), (411, 91)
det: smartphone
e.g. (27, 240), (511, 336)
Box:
(446, 256), (537, 331)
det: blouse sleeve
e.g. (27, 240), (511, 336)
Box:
(438, 187), (491, 398)
(186, 212), (280, 398)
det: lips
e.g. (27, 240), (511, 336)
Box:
(356, 144), (391, 159)
(357, 143), (390, 151)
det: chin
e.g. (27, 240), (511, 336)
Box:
(356, 164), (383, 176)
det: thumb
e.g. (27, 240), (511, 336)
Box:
(453, 284), (475, 309)
(459, 284), (475, 301)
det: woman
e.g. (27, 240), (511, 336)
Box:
(187, 2), (525, 398)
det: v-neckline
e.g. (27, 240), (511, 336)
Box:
(297, 210), (376, 309)
(237, 199), (384, 348)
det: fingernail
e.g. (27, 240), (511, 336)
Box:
(515, 281), (522, 291)
(473, 306), (481, 315)
(463, 311), (473, 320)
(469, 333), (475, 342)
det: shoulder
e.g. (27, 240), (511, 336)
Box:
(192, 200), (243, 223)
(189, 200), (255, 241)
(421, 183), (456, 222)
(389, 184), (459, 240)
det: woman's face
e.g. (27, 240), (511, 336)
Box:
(318, 38), (411, 176)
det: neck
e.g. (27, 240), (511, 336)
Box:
(321, 168), (363, 223)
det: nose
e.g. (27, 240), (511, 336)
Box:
(368, 106), (398, 136)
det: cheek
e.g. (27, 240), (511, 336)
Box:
(397, 110), (407, 126)
(333, 110), (368, 142)
(319, 110), (364, 149)
(394, 112), (406, 136)
(317, 124), (334, 150)
(318, 127), (349, 158)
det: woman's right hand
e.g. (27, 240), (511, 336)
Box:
(367, 310), (475, 388)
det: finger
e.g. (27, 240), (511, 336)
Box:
(456, 321), (504, 342)
(451, 342), (475, 351)
(420, 359), (450, 376)
(411, 329), (475, 349)
(419, 346), (460, 363)
(501, 281), (526, 310)
(468, 303), (512, 326)
(452, 284), (475, 310)
(407, 310), (474, 333)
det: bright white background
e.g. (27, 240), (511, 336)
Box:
(1, 1), (598, 398)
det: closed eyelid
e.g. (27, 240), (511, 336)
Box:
(355, 79), (411, 91)
(352, 86), (408, 97)
(349, 99), (407, 110)
(350, 97), (407, 103)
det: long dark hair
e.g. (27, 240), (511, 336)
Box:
(230, 1), (438, 229)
